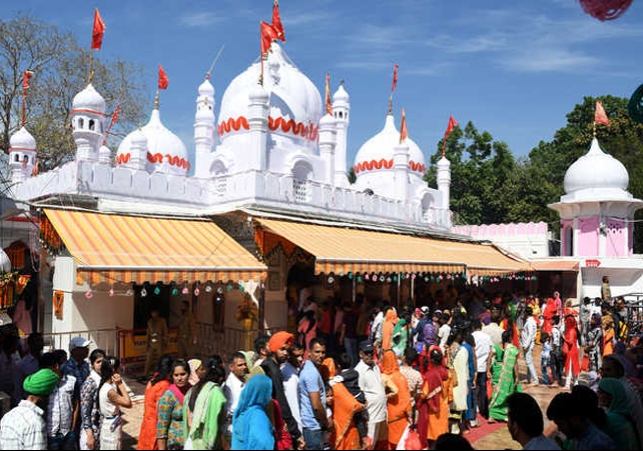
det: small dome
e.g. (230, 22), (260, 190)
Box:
(319, 113), (336, 128)
(9, 127), (36, 151)
(117, 109), (189, 175)
(98, 145), (112, 164)
(0, 248), (11, 272)
(353, 114), (426, 177)
(72, 84), (106, 115)
(564, 138), (629, 194)
(198, 78), (215, 98)
(218, 43), (322, 149)
(333, 84), (349, 103)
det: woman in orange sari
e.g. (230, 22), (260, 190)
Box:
(138, 355), (173, 450)
(602, 315), (615, 357)
(416, 345), (452, 449)
(381, 309), (399, 352)
(381, 350), (412, 449)
(331, 381), (364, 450)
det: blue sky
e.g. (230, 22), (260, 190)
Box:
(3, 0), (643, 165)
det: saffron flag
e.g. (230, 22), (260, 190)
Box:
(261, 21), (278, 55)
(91, 9), (106, 50)
(595, 100), (610, 126)
(23, 70), (34, 90)
(158, 65), (169, 90)
(108, 104), (120, 133)
(445, 115), (459, 140)
(400, 108), (408, 144)
(391, 63), (399, 94)
(325, 73), (332, 115)
(272, 0), (286, 42)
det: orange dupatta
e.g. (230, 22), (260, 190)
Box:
(332, 382), (363, 450)
(382, 350), (411, 446)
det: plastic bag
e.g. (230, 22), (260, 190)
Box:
(396, 424), (422, 450)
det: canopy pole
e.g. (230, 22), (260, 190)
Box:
(397, 274), (401, 308)
(411, 275), (415, 305)
(352, 276), (356, 304)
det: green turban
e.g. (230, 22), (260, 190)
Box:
(23, 369), (59, 396)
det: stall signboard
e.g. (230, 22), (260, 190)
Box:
(119, 327), (178, 363)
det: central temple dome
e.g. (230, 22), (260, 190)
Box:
(564, 138), (629, 194)
(217, 43), (322, 151)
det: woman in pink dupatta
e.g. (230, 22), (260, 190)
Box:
(156, 360), (192, 450)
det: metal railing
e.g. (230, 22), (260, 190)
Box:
(42, 327), (121, 357)
(195, 323), (286, 361)
(616, 293), (643, 340)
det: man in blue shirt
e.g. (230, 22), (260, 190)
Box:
(298, 337), (332, 450)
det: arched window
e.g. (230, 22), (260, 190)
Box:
(564, 227), (574, 256)
(78, 118), (84, 129)
(292, 162), (312, 203)
(89, 119), (95, 131)
(14, 154), (20, 162)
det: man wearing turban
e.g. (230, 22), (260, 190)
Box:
(261, 331), (306, 450)
(0, 368), (59, 449)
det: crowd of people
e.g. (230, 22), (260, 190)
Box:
(0, 282), (642, 450)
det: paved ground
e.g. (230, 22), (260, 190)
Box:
(119, 343), (564, 450)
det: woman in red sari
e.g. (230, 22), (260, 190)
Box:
(542, 298), (557, 335)
(138, 355), (173, 450)
(416, 346), (452, 450)
(563, 314), (580, 388)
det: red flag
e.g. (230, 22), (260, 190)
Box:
(23, 70), (33, 90)
(442, 115), (458, 157)
(272, 0), (286, 42)
(445, 115), (459, 140)
(91, 9), (106, 50)
(400, 108), (408, 144)
(391, 63), (399, 94)
(158, 65), (169, 90)
(108, 104), (120, 130)
(595, 100), (610, 126)
(31, 158), (39, 176)
(325, 73), (332, 115)
(261, 21), (278, 55)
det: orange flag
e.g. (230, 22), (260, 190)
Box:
(391, 63), (399, 94)
(272, 0), (286, 42)
(158, 65), (169, 90)
(261, 21), (278, 55)
(325, 73), (332, 115)
(400, 108), (408, 144)
(442, 115), (459, 157)
(23, 70), (33, 90)
(91, 9), (106, 50)
(595, 100), (610, 126)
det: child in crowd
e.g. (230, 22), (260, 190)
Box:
(540, 332), (555, 385)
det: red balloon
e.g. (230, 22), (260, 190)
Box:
(579, 0), (633, 21)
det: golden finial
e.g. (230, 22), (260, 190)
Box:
(154, 91), (160, 110)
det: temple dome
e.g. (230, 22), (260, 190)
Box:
(9, 127), (36, 151)
(72, 84), (106, 115)
(217, 42), (322, 150)
(564, 138), (629, 194)
(116, 109), (190, 175)
(353, 114), (426, 179)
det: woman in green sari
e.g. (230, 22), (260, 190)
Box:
(488, 330), (521, 422)
(183, 356), (228, 450)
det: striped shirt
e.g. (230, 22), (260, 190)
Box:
(47, 374), (76, 436)
(0, 399), (47, 450)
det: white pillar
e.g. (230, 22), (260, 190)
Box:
(318, 114), (337, 185)
(247, 84), (270, 172)
(393, 142), (409, 202)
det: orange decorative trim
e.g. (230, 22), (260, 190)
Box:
(69, 108), (106, 117)
(218, 117), (250, 136)
(53, 290), (64, 319)
(4, 240), (28, 269)
(142, 152), (191, 170)
(218, 116), (319, 142)
(9, 147), (36, 152)
(354, 159), (426, 174)
(115, 153), (131, 164)
(40, 214), (63, 253)
(268, 117), (319, 142)
(353, 158), (393, 173)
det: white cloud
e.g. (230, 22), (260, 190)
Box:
(499, 48), (598, 73)
(179, 12), (223, 28)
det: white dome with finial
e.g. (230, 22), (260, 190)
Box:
(333, 84), (349, 103)
(564, 138), (629, 194)
(117, 109), (189, 175)
(353, 114), (426, 181)
(72, 84), (106, 115)
(198, 78), (215, 98)
(9, 127), (36, 151)
(218, 42), (322, 150)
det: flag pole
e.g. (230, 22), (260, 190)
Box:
(89, 49), (94, 84)
(21, 86), (26, 127)
(593, 120), (596, 138)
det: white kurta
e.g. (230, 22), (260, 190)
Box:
(450, 345), (469, 412)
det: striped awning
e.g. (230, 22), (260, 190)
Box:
(256, 219), (529, 277)
(530, 259), (580, 272)
(43, 209), (267, 285)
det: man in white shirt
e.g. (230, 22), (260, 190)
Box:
(222, 351), (248, 445)
(520, 307), (539, 386)
(472, 319), (493, 419)
(281, 342), (304, 435)
(369, 304), (386, 346)
(438, 312), (452, 353)
(355, 340), (388, 448)
(0, 368), (59, 450)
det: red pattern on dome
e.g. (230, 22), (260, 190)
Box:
(354, 159), (426, 174)
(115, 152), (190, 170)
(147, 152), (191, 170)
(218, 117), (250, 136)
(218, 116), (319, 142)
(116, 153), (131, 164)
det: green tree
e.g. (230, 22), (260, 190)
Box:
(425, 121), (517, 225)
(0, 14), (148, 173)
